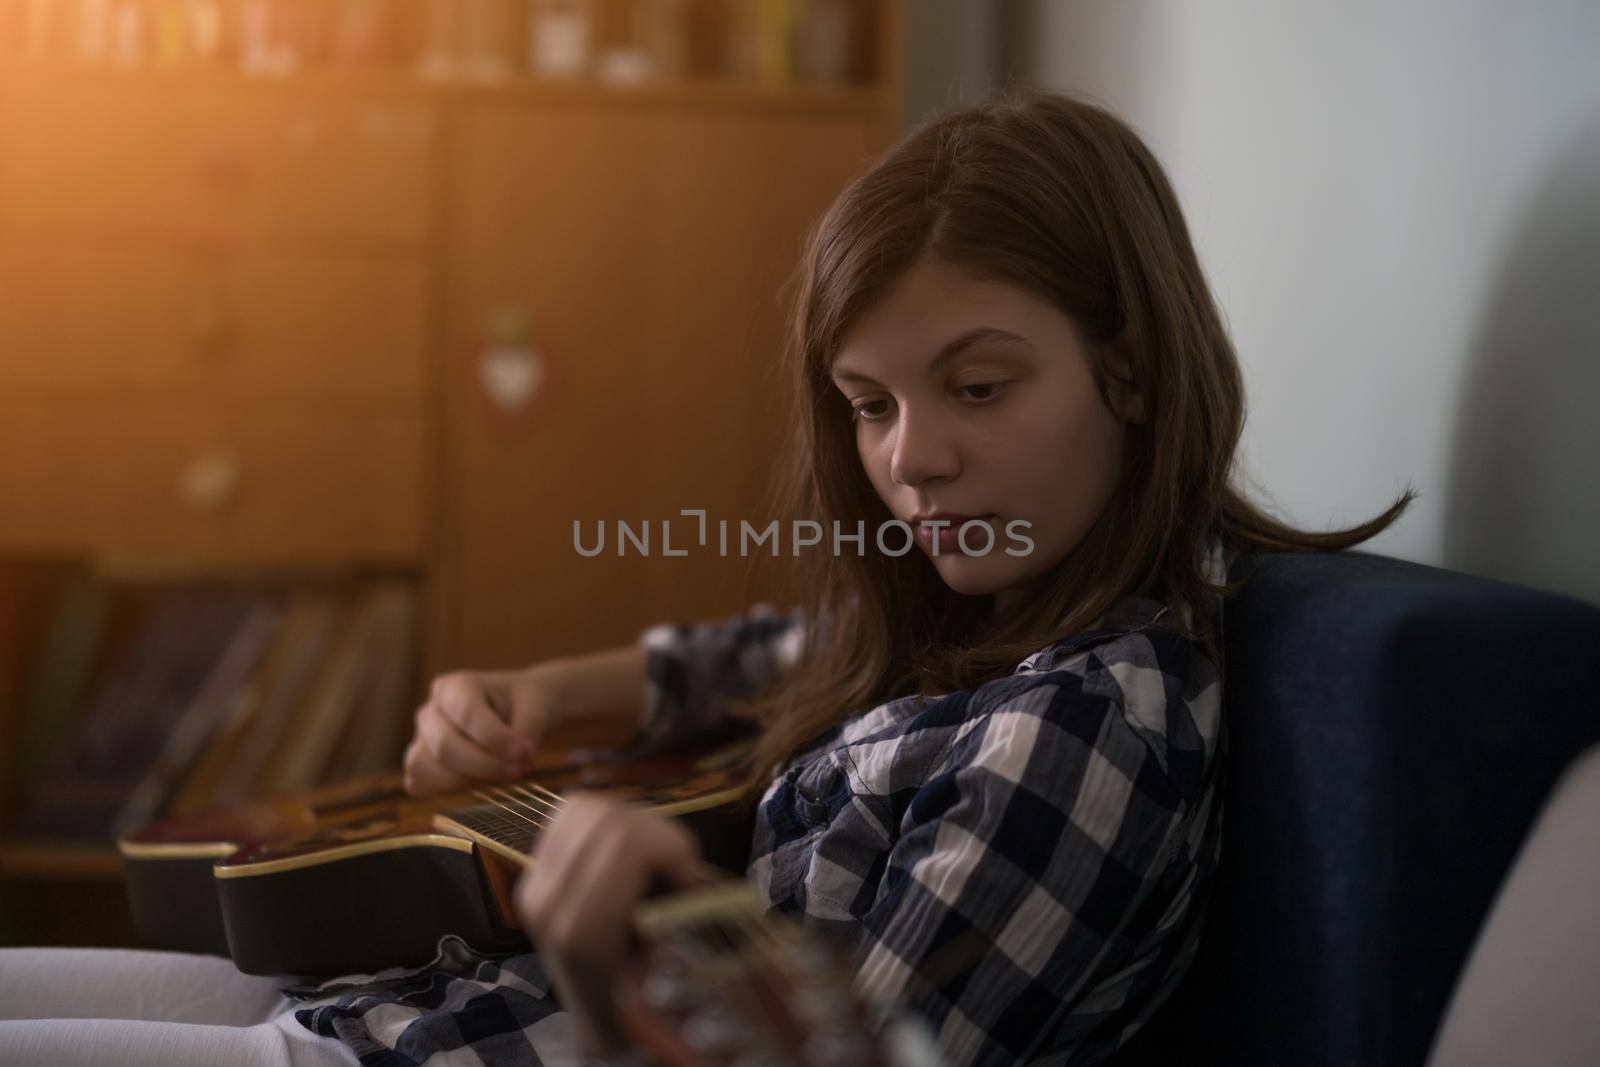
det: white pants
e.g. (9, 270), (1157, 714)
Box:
(1427, 741), (1600, 1066)
(0, 946), (356, 1067)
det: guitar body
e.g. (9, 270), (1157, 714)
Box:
(119, 752), (752, 977)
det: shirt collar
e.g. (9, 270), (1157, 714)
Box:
(1011, 537), (1233, 676)
(1012, 595), (1173, 675)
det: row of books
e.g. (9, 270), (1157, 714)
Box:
(1, 0), (869, 87)
(0, 562), (419, 843)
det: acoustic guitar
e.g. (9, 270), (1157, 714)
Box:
(121, 746), (946, 1067)
(117, 745), (755, 977)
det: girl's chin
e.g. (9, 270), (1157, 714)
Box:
(927, 555), (1016, 597)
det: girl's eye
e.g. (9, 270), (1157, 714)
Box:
(956, 382), (1008, 403)
(851, 398), (892, 422)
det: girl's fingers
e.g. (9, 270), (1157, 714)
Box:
(416, 701), (519, 781)
(519, 799), (604, 940)
(520, 800), (702, 966)
(514, 802), (710, 1057)
(542, 948), (629, 1057)
(521, 796), (607, 923)
(640, 819), (707, 891)
(552, 820), (640, 960)
(402, 737), (470, 796)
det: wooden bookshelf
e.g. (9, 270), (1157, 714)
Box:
(0, 839), (126, 881)
(0, 1), (906, 940)
(2, 61), (893, 117)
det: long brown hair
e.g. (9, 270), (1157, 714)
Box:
(736, 90), (1410, 787)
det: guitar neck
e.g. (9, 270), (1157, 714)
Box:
(430, 756), (751, 869)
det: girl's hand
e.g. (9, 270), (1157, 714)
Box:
(515, 795), (705, 1057)
(402, 667), (563, 796)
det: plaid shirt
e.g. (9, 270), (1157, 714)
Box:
(292, 543), (1231, 1067)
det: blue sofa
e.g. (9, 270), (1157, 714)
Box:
(1123, 550), (1600, 1065)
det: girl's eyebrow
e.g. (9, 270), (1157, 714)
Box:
(831, 326), (1031, 385)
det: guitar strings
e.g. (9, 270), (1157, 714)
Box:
(500, 784), (564, 827)
(489, 784), (560, 821)
(455, 780), (603, 852)
(480, 789), (547, 832)
(441, 797), (533, 847)
(464, 780), (642, 850)
(463, 786), (562, 847)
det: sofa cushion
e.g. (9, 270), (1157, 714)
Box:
(1122, 550), (1600, 1065)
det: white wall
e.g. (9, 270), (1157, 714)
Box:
(903, 0), (999, 125)
(1002, 1), (1600, 602)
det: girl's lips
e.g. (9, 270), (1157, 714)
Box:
(915, 514), (997, 555)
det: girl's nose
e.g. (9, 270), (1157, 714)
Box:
(889, 406), (960, 487)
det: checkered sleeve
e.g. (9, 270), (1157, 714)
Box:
(635, 603), (807, 751)
(852, 643), (1206, 1066)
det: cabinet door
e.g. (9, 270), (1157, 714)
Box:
(443, 107), (886, 667)
(0, 243), (426, 399)
(0, 77), (435, 248)
(0, 393), (423, 561)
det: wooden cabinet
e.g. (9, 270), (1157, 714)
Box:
(0, 0), (905, 910)
(0, 244), (427, 397)
(0, 71), (901, 666)
(0, 395), (424, 560)
(0, 79), (436, 248)
(0, 72), (436, 575)
(440, 105), (889, 666)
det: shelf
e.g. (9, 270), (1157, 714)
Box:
(452, 75), (890, 118)
(0, 61), (892, 119)
(0, 838), (125, 881)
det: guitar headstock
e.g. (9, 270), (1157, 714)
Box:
(618, 882), (941, 1067)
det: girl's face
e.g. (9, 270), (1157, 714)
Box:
(830, 258), (1136, 612)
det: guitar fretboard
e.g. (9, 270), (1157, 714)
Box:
(442, 782), (566, 858)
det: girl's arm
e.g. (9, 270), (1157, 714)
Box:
(632, 602), (807, 752)
(403, 606), (804, 795)
(529, 643), (653, 747)
(404, 647), (653, 795)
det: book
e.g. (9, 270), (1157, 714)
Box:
(165, 591), (327, 814)
(209, 592), (343, 804)
(113, 599), (281, 835)
(10, 568), (113, 798)
(253, 584), (395, 793)
(14, 589), (260, 839)
(321, 580), (420, 781)
(0, 560), (31, 824)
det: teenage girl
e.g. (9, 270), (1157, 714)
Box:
(36, 89), (1575, 1067)
(391, 90), (1408, 1066)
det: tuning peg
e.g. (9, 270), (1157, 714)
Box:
(802, 1029), (873, 1066)
(639, 966), (695, 1013)
(681, 1006), (750, 1054)
(880, 1015), (943, 1067)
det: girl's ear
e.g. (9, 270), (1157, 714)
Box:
(1102, 340), (1148, 425)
